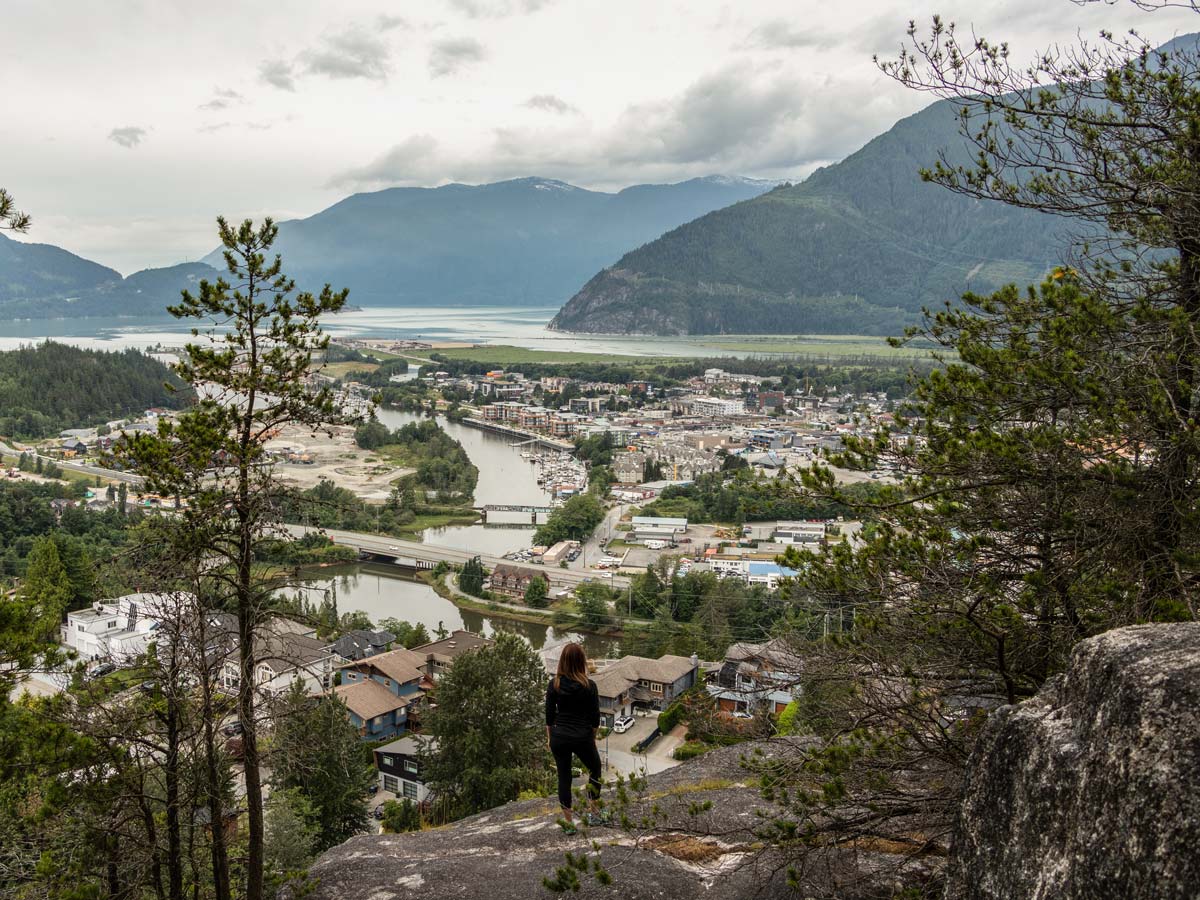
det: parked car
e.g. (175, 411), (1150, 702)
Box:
(372, 803), (387, 820)
(612, 715), (635, 734)
(732, 711), (753, 721)
(87, 663), (117, 680)
(222, 721), (244, 737)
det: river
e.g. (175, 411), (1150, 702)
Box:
(291, 563), (617, 657)
(374, 406), (548, 557)
(290, 406), (596, 652)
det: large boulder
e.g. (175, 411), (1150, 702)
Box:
(945, 623), (1200, 899)
(301, 738), (933, 899)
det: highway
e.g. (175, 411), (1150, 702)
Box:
(0, 441), (145, 486)
(282, 524), (630, 590)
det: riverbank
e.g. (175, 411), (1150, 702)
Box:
(421, 570), (629, 639)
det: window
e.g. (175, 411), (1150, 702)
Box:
(651, 683), (663, 694)
(402, 780), (418, 800)
(382, 774), (400, 793)
(381, 755), (394, 768)
(403, 759), (418, 774)
(77, 624), (84, 632)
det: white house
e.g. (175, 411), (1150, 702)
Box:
(63, 592), (192, 662)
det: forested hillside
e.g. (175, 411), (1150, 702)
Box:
(549, 99), (1064, 335)
(0, 232), (220, 319)
(0, 342), (190, 438)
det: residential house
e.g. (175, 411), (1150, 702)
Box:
(59, 439), (88, 457)
(331, 628), (396, 662)
(488, 563), (538, 598)
(590, 653), (699, 725)
(336, 646), (428, 740)
(412, 630), (492, 681)
(374, 735), (436, 803)
(707, 638), (803, 716)
(63, 592), (190, 662)
(215, 617), (336, 698)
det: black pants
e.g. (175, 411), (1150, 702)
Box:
(550, 730), (602, 810)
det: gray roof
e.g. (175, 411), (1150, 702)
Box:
(376, 735), (438, 756)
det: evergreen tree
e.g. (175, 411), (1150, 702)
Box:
(421, 633), (549, 819)
(119, 217), (349, 900)
(459, 556), (486, 596)
(264, 788), (319, 880)
(270, 686), (373, 852)
(524, 575), (549, 609)
(380, 798), (422, 833)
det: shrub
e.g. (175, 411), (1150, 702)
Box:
(673, 741), (709, 762)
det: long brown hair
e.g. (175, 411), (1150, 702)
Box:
(554, 641), (590, 691)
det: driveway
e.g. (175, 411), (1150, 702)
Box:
(598, 712), (682, 777)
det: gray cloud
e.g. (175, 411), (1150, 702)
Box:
(429, 37), (486, 77)
(301, 26), (392, 81)
(199, 87), (244, 111)
(524, 93), (577, 114)
(198, 122), (232, 133)
(448, 0), (552, 17)
(259, 59), (296, 91)
(376, 14), (410, 31)
(332, 62), (909, 191)
(108, 126), (146, 148)
(748, 20), (831, 50)
(331, 134), (440, 187)
(747, 16), (908, 56)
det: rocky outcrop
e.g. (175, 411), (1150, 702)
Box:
(945, 623), (1200, 900)
(303, 624), (1200, 900)
(302, 738), (935, 899)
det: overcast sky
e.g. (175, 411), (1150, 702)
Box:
(3, 0), (1196, 273)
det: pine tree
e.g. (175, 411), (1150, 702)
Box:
(119, 217), (349, 900)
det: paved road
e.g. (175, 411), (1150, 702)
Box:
(0, 441), (145, 486)
(284, 524), (630, 590)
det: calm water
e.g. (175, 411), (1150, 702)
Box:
(375, 408), (547, 557)
(293, 563), (617, 656)
(0, 305), (754, 357)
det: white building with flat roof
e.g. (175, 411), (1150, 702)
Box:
(631, 515), (688, 533)
(63, 592), (192, 662)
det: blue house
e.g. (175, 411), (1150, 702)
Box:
(333, 646), (427, 740)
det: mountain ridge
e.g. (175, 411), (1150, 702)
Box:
(548, 99), (1066, 336)
(198, 175), (779, 308)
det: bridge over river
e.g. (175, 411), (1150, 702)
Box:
(283, 524), (629, 590)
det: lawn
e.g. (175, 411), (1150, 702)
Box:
(687, 334), (939, 359)
(427, 338), (941, 366)
(320, 361), (380, 378)
(427, 345), (670, 366)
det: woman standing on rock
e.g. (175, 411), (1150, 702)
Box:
(545, 642), (605, 833)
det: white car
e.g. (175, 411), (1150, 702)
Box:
(612, 716), (635, 734)
(388, 545), (400, 551)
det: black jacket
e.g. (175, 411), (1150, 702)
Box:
(545, 676), (600, 736)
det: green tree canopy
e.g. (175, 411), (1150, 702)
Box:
(421, 633), (549, 819)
